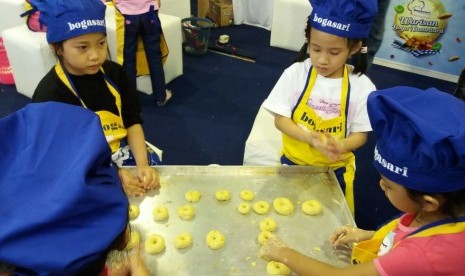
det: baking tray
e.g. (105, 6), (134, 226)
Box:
(127, 166), (355, 275)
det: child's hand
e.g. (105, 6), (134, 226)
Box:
(118, 168), (145, 197)
(329, 225), (374, 246)
(260, 234), (288, 262)
(311, 132), (345, 161)
(137, 165), (160, 190)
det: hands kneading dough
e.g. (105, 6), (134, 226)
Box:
(237, 202), (251, 214)
(185, 190), (202, 203)
(128, 204), (140, 220)
(253, 201), (270, 215)
(215, 189), (231, 201)
(273, 197), (294, 215)
(145, 234), (165, 254)
(267, 261), (291, 275)
(301, 199), (322, 215)
(206, 230), (226, 250)
(259, 218), (277, 232)
(174, 232), (193, 249)
(177, 205), (195, 220)
(153, 206), (169, 221)
(240, 189), (255, 201)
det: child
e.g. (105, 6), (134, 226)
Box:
(262, 0), (378, 214)
(0, 102), (149, 275)
(29, 0), (160, 196)
(113, 0), (172, 106)
(260, 86), (465, 275)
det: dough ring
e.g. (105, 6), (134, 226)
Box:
(266, 261), (291, 275)
(174, 232), (193, 249)
(153, 206), (169, 221)
(177, 205), (195, 220)
(237, 202), (251, 215)
(185, 190), (202, 203)
(257, 230), (273, 245)
(206, 230), (226, 250)
(240, 189), (255, 201)
(272, 197), (295, 215)
(125, 230), (140, 251)
(302, 199), (322, 215)
(128, 204), (140, 220)
(215, 189), (231, 201)
(252, 200), (270, 215)
(259, 217), (277, 232)
(145, 234), (165, 254)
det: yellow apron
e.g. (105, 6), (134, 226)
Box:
(282, 66), (355, 213)
(55, 62), (127, 153)
(109, 1), (169, 76)
(351, 216), (465, 264)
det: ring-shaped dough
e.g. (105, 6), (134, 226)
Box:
(259, 217), (277, 232)
(266, 261), (291, 275)
(237, 202), (251, 214)
(128, 204), (140, 220)
(258, 230), (273, 245)
(177, 205), (195, 220)
(252, 200), (270, 215)
(153, 206), (169, 221)
(215, 189), (231, 201)
(145, 234), (165, 254)
(125, 230), (140, 251)
(185, 190), (202, 202)
(240, 190), (255, 201)
(206, 230), (226, 250)
(301, 200), (322, 215)
(174, 232), (193, 249)
(272, 197), (295, 215)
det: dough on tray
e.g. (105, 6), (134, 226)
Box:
(301, 199), (322, 215)
(174, 232), (193, 249)
(177, 205), (195, 220)
(259, 217), (277, 232)
(237, 202), (251, 214)
(215, 189), (231, 201)
(206, 230), (225, 250)
(240, 189), (255, 201)
(128, 204), (140, 220)
(125, 230), (140, 251)
(272, 197), (295, 215)
(266, 261), (291, 275)
(145, 234), (165, 254)
(185, 190), (202, 202)
(153, 206), (169, 221)
(253, 200), (270, 215)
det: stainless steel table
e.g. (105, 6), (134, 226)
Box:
(127, 166), (354, 275)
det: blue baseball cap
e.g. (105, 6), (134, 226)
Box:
(29, 0), (107, 43)
(368, 86), (465, 193)
(308, 0), (378, 38)
(0, 102), (128, 274)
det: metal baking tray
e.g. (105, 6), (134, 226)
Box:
(127, 166), (355, 275)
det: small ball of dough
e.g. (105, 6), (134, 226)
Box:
(240, 190), (255, 201)
(185, 190), (202, 202)
(206, 230), (225, 250)
(215, 189), (231, 201)
(177, 205), (195, 220)
(257, 230), (273, 245)
(266, 261), (291, 275)
(272, 197), (295, 215)
(145, 234), (165, 254)
(302, 200), (322, 215)
(174, 232), (193, 249)
(153, 206), (169, 221)
(253, 200), (270, 215)
(128, 204), (140, 220)
(125, 230), (140, 250)
(259, 217), (277, 232)
(237, 202), (251, 214)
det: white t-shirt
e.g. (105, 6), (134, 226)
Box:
(263, 59), (376, 135)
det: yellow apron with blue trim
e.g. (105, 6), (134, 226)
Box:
(282, 66), (355, 214)
(109, 1), (168, 76)
(55, 62), (127, 153)
(351, 216), (465, 264)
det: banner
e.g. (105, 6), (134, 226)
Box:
(374, 0), (464, 82)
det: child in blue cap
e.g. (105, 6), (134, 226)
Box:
(262, 0), (378, 214)
(0, 102), (149, 275)
(260, 86), (465, 275)
(29, 0), (160, 197)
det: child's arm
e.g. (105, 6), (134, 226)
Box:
(340, 132), (368, 152)
(126, 124), (160, 190)
(329, 225), (375, 246)
(261, 235), (379, 276)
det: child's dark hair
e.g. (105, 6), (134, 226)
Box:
(294, 24), (368, 75)
(406, 188), (465, 222)
(453, 67), (465, 101)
